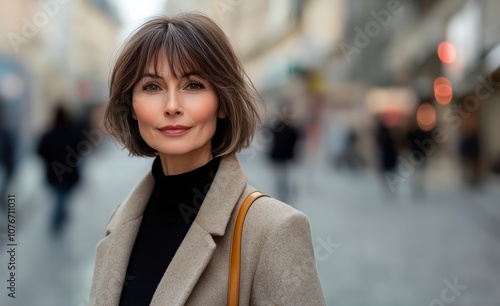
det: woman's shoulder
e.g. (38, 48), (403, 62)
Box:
(251, 194), (306, 218)
(242, 187), (311, 233)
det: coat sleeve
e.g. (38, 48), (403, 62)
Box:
(250, 211), (326, 306)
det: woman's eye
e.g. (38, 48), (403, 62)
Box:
(186, 82), (204, 91)
(143, 83), (160, 91)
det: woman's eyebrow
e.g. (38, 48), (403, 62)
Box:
(142, 72), (162, 79)
(182, 71), (202, 79)
(140, 71), (202, 79)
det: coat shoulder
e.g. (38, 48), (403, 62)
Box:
(242, 187), (311, 234)
(252, 195), (306, 220)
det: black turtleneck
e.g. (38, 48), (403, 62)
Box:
(119, 156), (221, 306)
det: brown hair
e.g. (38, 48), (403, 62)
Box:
(104, 12), (264, 157)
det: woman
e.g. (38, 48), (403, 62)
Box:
(89, 13), (325, 306)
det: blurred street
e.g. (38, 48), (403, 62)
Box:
(2, 0), (500, 305)
(1, 137), (499, 306)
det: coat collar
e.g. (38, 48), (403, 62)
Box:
(107, 154), (247, 235)
(93, 154), (248, 305)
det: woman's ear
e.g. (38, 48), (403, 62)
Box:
(217, 109), (225, 119)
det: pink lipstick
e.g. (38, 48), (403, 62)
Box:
(158, 125), (191, 136)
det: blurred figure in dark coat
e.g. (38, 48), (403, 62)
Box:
(335, 128), (365, 170)
(458, 113), (482, 187)
(37, 105), (85, 234)
(375, 115), (399, 195)
(405, 121), (432, 198)
(0, 100), (15, 212)
(269, 107), (300, 203)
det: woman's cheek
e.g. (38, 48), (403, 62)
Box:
(192, 95), (218, 121)
(133, 96), (159, 124)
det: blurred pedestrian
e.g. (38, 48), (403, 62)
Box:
(0, 100), (15, 212)
(492, 154), (500, 176)
(405, 119), (432, 198)
(375, 115), (398, 195)
(336, 128), (364, 170)
(37, 105), (84, 234)
(269, 105), (300, 203)
(458, 114), (482, 187)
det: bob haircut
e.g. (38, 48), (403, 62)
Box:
(104, 12), (264, 157)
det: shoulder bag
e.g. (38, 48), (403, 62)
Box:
(228, 190), (268, 306)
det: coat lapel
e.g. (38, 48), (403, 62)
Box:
(91, 218), (144, 305)
(150, 154), (248, 305)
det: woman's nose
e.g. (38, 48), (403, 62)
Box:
(163, 91), (183, 117)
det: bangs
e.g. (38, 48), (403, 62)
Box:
(134, 23), (207, 85)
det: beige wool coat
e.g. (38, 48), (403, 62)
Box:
(89, 154), (326, 306)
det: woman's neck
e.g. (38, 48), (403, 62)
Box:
(158, 145), (213, 176)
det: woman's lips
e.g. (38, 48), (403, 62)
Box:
(158, 125), (191, 136)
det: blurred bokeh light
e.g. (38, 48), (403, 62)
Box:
(434, 76), (453, 105)
(437, 41), (457, 64)
(416, 102), (436, 131)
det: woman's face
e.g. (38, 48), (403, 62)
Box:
(132, 54), (221, 164)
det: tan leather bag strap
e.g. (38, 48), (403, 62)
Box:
(228, 190), (268, 306)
